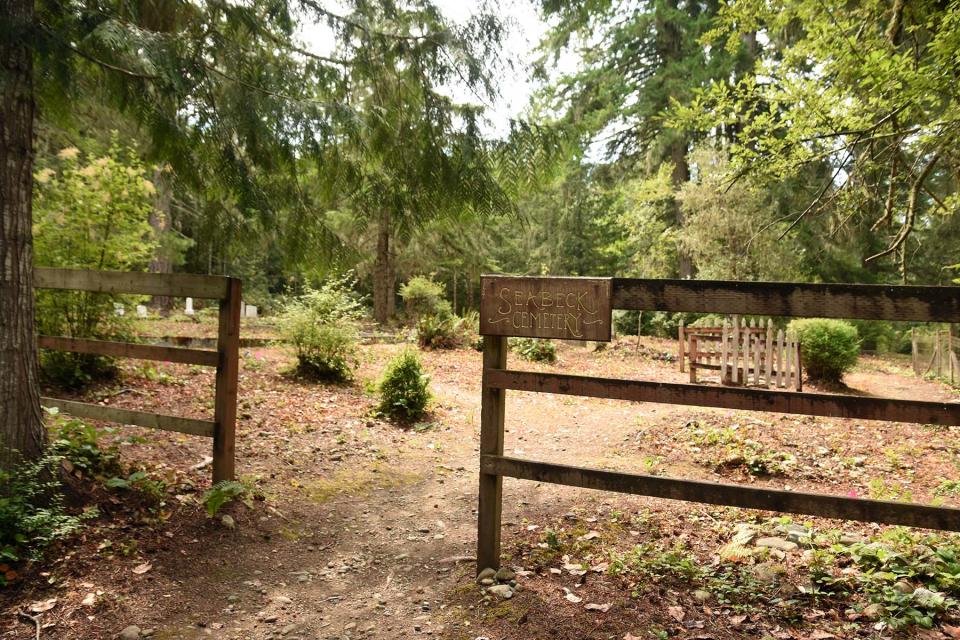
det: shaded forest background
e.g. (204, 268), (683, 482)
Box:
(28, 0), (960, 319)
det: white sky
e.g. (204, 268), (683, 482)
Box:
(297, 1), (577, 137)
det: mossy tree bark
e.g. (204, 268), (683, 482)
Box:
(0, 0), (45, 468)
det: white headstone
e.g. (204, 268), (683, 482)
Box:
(114, 303), (125, 316)
(136, 305), (148, 318)
(246, 304), (258, 318)
(185, 297), (195, 315)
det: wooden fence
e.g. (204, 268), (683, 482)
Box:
(477, 276), (960, 572)
(35, 268), (241, 482)
(679, 317), (801, 390)
(912, 327), (959, 386)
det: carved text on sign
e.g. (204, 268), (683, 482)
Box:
(480, 276), (612, 341)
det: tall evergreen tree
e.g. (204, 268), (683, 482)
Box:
(0, 0), (510, 466)
(538, 0), (737, 277)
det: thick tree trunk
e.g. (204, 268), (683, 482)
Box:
(372, 210), (395, 324)
(656, 0), (695, 279)
(1, 0), (44, 468)
(149, 166), (174, 311)
(669, 139), (694, 279)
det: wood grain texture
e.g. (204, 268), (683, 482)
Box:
(35, 268), (230, 299)
(213, 278), (242, 482)
(41, 397), (214, 437)
(480, 275), (612, 341)
(486, 369), (960, 426)
(38, 335), (218, 367)
(482, 455), (960, 531)
(611, 278), (960, 322)
(477, 335), (507, 573)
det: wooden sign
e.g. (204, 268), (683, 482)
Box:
(480, 275), (613, 341)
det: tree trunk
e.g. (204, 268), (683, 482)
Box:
(669, 138), (694, 279)
(149, 166), (174, 311)
(372, 210), (395, 323)
(1, 0), (44, 468)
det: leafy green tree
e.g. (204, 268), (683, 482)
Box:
(0, 0), (512, 467)
(677, 0), (960, 283)
(538, 0), (743, 277)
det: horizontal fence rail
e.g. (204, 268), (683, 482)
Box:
(486, 369), (960, 426)
(611, 278), (960, 322)
(35, 268), (240, 481)
(35, 267), (229, 299)
(41, 398), (215, 438)
(476, 274), (960, 573)
(37, 336), (219, 367)
(482, 455), (960, 532)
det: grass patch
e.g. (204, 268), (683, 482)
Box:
(302, 464), (421, 503)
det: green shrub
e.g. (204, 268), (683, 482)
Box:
(0, 454), (84, 568)
(849, 320), (902, 353)
(509, 337), (558, 363)
(202, 480), (256, 516)
(277, 274), (364, 381)
(48, 408), (120, 477)
(788, 318), (860, 383)
(105, 470), (167, 502)
(613, 310), (642, 336)
(378, 350), (431, 422)
(415, 311), (481, 350)
(399, 276), (451, 321)
(33, 142), (159, 388)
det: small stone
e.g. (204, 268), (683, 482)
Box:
(476, 568), (496, 583)
(221, 514), (235, 529)
(893, 580), (914, 594)
(81, 593), (96, 607)
(119, 626), (141, 640)
(912, 587), (944, 609)
(487, 584), (513, 599)
(274, 595), (293, 605)
(280, 623), (298, 635)
(752, 563), (783, 584)
(862, 602), (886, 620)
(692, 589), (712, 603)
(344, 622), (357, 631)
(755, 536), (798, 552)
(227, 594), (240, 603)
(785, 529), (810, 544)
(495, 567), (515, 582)
(479, 578), (495, 586)
(839, 533), (865, 546)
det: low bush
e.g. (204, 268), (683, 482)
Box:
(509, 337), (558, 363)
(49, 408), (120, 477)
(399, 276), (451, 320)
(277, 274), (364, 381)
(0, 454), (84, 570)
(202, 479), (257, 516)
(788, 318), (860, 383)
(378, 350), (431, 422)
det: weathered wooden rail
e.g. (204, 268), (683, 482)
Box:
(35, 268), (241, 482)
(477, 275), (960, 572)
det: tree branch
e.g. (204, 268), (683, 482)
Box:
(865, 151), (940, 264)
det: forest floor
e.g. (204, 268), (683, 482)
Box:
(3, 325), (960, 640)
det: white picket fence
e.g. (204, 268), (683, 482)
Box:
(679, 316), (802, 391)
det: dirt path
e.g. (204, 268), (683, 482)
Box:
(3, 340), (959, 639)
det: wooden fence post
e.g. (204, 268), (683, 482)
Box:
(478, 335), (507, 573)
(213, 277), (242, 483)
(678, 319), (685, 372)
(688, 333), (697, 383)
